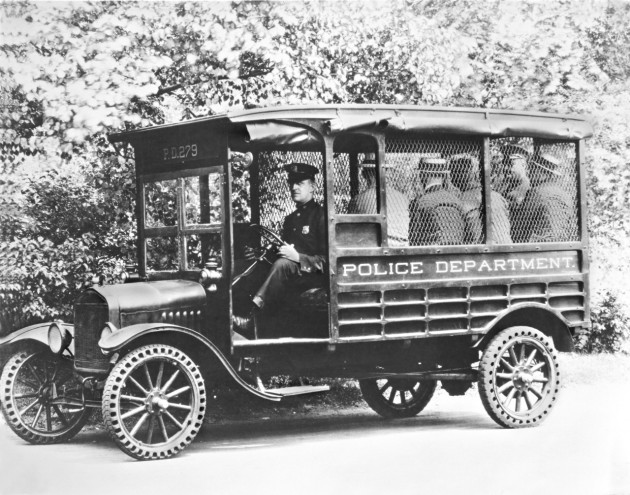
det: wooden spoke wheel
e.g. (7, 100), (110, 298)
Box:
(478, 326), (561, 428)
(0, 350), (90, 444)
(359, 377), (437, 418)
(102, 345), (206, 460)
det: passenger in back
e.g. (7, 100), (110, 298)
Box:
(513, 153), (574, 243)
(348, 154), (409, 246)
(449, 154), (512, 244)
(409, 157), (465, 246)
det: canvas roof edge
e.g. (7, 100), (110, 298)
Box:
(108, 104), (594, 144)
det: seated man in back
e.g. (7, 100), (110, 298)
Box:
(348, 154), (409, 246)
(410, 157), (466, 246)
(449, 154), (512, 244)
(513, 153), (574, 243)
(235, 163), (327, 336)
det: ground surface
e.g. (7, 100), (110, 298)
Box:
(0, 354), (629, 495)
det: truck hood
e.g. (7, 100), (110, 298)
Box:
(89, 280), (207, 328)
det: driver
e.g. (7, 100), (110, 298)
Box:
(236, 163), (326, 335)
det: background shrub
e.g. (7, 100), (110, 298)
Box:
(574, 289), (630, 354)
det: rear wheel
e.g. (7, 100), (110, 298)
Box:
(478, 326), (560, 428)
(359, 377), (437, 418)
(102, 344), (206, 460)
(0, 350), (90, 444)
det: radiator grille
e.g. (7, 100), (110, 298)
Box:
(74, 292), (110, 374)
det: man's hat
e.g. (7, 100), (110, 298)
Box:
(283, 162), (319, 180)
(448, 153), (480, 183)
(361, 153), (377, 168)
(360, 153), (393, 169)
(531, 153), (562, 176)
(418, 157), (448, 174)
(448, 153), (478, 167)
(501, 144), (530, 160)
(417, 153), (442, 162)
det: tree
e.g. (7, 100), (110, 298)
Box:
(1, 0), (629, 335)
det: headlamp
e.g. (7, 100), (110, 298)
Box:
(48, 321), (72, 355)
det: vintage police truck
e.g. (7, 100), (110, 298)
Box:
(0, 105), (592, 459)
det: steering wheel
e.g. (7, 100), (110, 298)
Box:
(232, 224), (285, 286)
(251, 223), (285, 248)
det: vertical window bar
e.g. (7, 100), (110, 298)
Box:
(176, 178), (187, 271)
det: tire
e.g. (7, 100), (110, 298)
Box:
(478, 326), (560, 428)
(102, 344), (206, 460)
(359, 377), (437, 418)
(0, 350), (90, 444)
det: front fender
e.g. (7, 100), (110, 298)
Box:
(0, 322), (75, 368)
(99, 323), (282, 402)
(0, 322), (75, 350)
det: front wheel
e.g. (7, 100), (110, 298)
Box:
(478, 326), (560, 428)
(359, 378), (437, 418)
(0, 350), (90, 444)
(102, 344), (206, 460)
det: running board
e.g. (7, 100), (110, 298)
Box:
(262, 384), (330, 398)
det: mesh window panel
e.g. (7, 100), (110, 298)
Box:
(333, 153), (354, 215)
(386, 137), (484, 246)
(257, 151), (324, 232)
(490, 138), (579, 243)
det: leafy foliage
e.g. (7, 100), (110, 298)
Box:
(575, 290), (630, 354)
(1, 0), (630, 347)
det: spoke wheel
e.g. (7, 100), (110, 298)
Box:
(0, 350), (90, 444)
(479, 326), (560, 428)
(359, 378), (437, 418)
(102, 345), (206, 460)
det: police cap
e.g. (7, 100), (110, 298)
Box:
(283, 162), (319, 181)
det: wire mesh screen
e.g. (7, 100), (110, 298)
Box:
(386, 137), (484, 246)
(256, 151), (324, 232)
(490, 138), (579, 243)
(333, 152), (354, 215)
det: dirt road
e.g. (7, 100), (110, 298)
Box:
(1, 377), (629, 495)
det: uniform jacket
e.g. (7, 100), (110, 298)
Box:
(460, 186), (512, 244)
(514, 180), (575, 243)
(410, 186), (465, 246)
(282, 199), (327, 274)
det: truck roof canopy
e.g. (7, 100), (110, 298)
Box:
(108, 104), (593, 145)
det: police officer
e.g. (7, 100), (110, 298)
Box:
(252, 162), (326, 313)
(515, 153), (574, 243)
(348, 154), (409, 246)
(410, 157), (466, 246)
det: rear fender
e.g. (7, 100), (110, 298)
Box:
(99, 323), (281, 402)
(475, 303), (574, 352)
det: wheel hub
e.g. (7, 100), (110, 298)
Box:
(512, 368), (534, 391)
(39, 382), (55, 403)
(145, 390), (169, 414)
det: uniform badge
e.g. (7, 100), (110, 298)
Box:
(302, 225), (310, 235)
